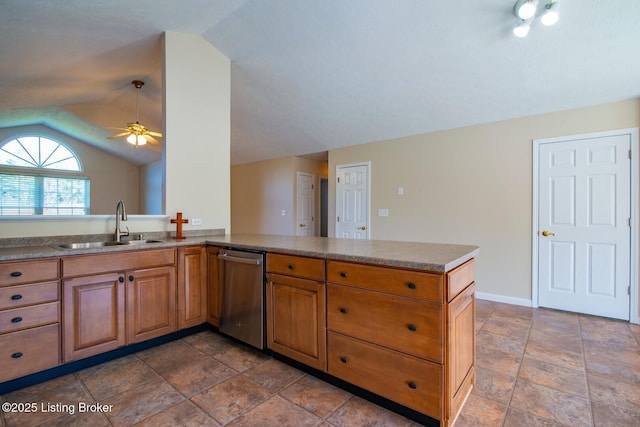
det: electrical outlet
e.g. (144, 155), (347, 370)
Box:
(191, 218), (202, 226)
(378, 208), (389, 217)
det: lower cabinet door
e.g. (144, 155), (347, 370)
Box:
(0, 323), (60, 382)
(126, 266), (177, 344)
(63, 273), (125, 362)
(267, 273), (326, 371)
(327, 331), (443, 420)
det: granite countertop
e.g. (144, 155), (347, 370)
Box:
(0, 233), (478, 272)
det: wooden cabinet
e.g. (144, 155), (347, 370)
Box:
(0, 259), (61, 382)
(206, 247), (221, 326)
(178, 246), (206, 329)
(63, 273), (125, 362)
(62, 249), (176, 362)
(126, 266), (176, 343)
(266, 254), (326, 371)
(326, 258), (476, 427)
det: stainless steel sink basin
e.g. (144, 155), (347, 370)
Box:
(57, 241), (128, 249)
(56, 239), (164, 249)
(124, 239), (164, 245)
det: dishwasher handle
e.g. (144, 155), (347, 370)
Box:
(218, 252), (263, 265)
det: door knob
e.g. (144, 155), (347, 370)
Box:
(299, 224), (305, 227)
(358, 225), (366, 230)
(541, 230), (556, 237)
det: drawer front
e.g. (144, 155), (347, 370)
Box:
(446, 259), (475, 302)
(328, 331), (442, 419)
(327, 261), (443, 302)
(0, 323), (60, 383)
(327, 284), (443, 362)
(0, 302), (59, 334)
(0, 281), (59, 310)
(0, 259), (59, 287)
(62, 248), (176, 277)
(267, 254), (325, 281)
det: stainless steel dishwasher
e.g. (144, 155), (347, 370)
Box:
(218, 248), (265, 349)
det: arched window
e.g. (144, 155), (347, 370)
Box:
(0, 136), (90, 215)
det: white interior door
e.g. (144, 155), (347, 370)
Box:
(336, 163), (370, 239)
(537, 132), (631, 320)
(296, 172), (315, 236)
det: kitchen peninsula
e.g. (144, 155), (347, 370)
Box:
(0, 233), (478, 427)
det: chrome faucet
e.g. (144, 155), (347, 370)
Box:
(115, 200), (129, 242)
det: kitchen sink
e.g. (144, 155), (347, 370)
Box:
(57, 241), (128, 249)
(124, 239), (164, 245)
(56, 240), (164, 249)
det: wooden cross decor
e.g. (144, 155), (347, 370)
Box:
(170, 212), (189, 240)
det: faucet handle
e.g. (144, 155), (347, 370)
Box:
(122, 226), (129, 237)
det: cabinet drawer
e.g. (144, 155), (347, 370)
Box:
(327, 284), (443, 363)
(0, 281), (59, 310)
(328, 331), (442, 419)
(327, 261), (443, 302)
(0, 259), (59, 287)
(62, 248), (176, 277)
(0, 302), (59, 334)
(267, 254), (325, 281)
(0, 323), (60, 383)
(447, 259), (475, 302)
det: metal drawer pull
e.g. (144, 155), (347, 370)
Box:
(119, 276), (125, 283)
(407, 324), (417, 332)
(11, 295), (23, 301)
(288, 264), (294, 270)
(407, 282), (417, 289)
(408, 382), (417, 389)
(129, 275), (134, 282)
(340, 357), (348, 364)
(11, 352), (23, 359)
(10, 272), (22, 277)
(11, 317), (22, 323)
(339, 307), (348, 314)
(340, 272), (348, 278)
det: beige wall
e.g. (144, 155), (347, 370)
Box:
(329, 99), (640, 308)
(231, 156), (327, 235)
(164, 32), (231, 233)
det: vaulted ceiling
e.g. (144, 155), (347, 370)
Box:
(1, 1), (638, 165)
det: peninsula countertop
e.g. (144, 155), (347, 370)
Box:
(0, 233), (478, 273)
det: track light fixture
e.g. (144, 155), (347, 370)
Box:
(512, 0), (559, 37)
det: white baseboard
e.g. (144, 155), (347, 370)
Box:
(476, 292), (533, 308)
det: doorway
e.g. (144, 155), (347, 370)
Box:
(532, 129), (639, 322)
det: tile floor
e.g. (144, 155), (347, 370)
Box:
(1, 300), (639, 426)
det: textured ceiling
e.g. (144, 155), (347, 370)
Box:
(0, 0), (639, 165)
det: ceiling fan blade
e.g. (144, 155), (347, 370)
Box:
(145, 135), (160, 144)
(148, 131), (163, 137)
(108, 132), (131, 139)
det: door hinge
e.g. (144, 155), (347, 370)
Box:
(629, 149), (632, 159)
(629, 286), (631, 296)
(312, 184), (314, 190)
(629, 218), (632, 228)
(337, 216), (340, 222)
(337, 177), (340, 183)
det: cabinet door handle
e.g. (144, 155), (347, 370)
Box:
(119, 276), (125, 283)
(11, 294), (23, 301)
(408, 381), (417, 389)
(339, 307), (348, 314)
(11, 317), (22, 323)
(407, 324), (417, 332)
(129, 275), (134, 282)
(340, 357), (348, 364)
(11, 352), (23, 359)
(10, 271), (22, 277)
(340, 272), (348, 278)
(407, 282), (417, 289)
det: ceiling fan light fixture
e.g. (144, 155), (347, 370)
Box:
(540, 2), (559, 26)
(515, 0), (538, 20)
(513, 20), (531, 38)
(108, 79), (161, 146)
(127, 133), (147, 146)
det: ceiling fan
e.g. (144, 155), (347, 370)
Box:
(108, 80), (162, 147)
